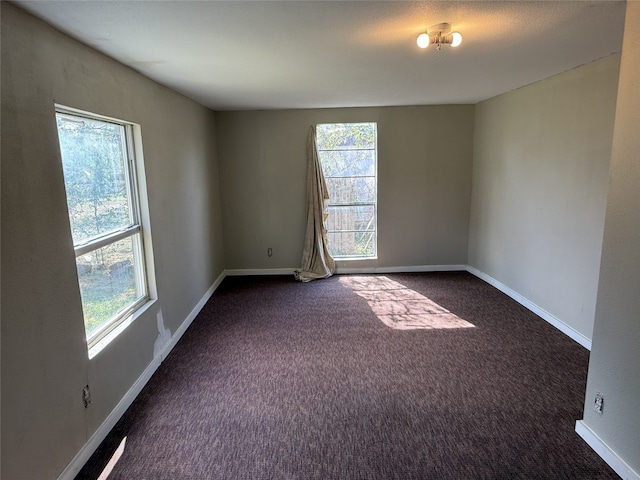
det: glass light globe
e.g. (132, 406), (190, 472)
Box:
(451, 32), (462, 47)
(416, 33), (430, 49)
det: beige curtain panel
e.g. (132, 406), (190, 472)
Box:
(294, 125), (336, 282)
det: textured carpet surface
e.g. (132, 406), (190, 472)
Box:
(76, 272), (618, 479)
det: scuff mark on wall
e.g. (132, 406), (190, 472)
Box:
(153, 310), (172, 359)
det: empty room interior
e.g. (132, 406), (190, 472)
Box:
(1, 1), (639, 479)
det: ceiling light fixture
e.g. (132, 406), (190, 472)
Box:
(417, 23), (462, 51)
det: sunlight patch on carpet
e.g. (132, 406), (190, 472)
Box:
(340, 276), (475, 330)
(97, 436), (127, 480)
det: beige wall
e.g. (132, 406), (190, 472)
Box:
(1, 4), (225, 479)
(468, 54), (620, 341)
(581, 1), (640, 475)
(217, 105), (475, 271)
(2, 2), (633, 479)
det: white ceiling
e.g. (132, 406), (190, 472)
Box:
(13, 0), (626, 111)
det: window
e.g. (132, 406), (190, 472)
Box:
(316, 122), (377, 259)
(55, 107), (150, 349)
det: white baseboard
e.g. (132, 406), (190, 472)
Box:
(225, 268), (296, 276)
(466, 266), (592, 350)
(224, 265), (467, 277)
(58, 356), (162, 480)
(57, 270), (227, 480)
(159, 270), (226, 361)
(335, 264), (467, 274)
(576, 421), (639, 480)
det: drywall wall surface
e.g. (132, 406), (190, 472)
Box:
(217, 105), (474, 271)
(1, 4), (225, 479)
(582, 1), (640, 474)
(468, 54), (620, 341)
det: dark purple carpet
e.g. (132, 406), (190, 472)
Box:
(75, 272), (618, 479)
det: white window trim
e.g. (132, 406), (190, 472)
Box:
(55, 105), (154, 354)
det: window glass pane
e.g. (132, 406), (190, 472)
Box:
(56, 114), (131, 244)
(317, 123), (376, 150)
(318, 122), (377, 259)
(328, 231), (376, 258)
(326, 177), (376, 204)
(77, 234), (145, 338)
(326, 205), (375, 232)
(318, 150), (375, 177)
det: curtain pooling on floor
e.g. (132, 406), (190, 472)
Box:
(294, 125), (335, 282)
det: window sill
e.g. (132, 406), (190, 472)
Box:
(88, 298), (157, 359)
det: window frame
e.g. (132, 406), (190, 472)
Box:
(316, 122), (378, 260)
(55, 105), (151, 352)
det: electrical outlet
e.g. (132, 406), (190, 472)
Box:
(594, 392), (604, 415)
(267, 247), (273, 257)
(82, 385), (91, 408)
